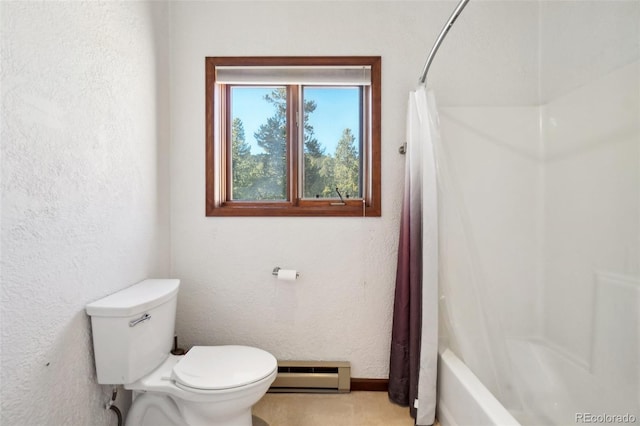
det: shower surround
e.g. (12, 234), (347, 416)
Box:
(435, 2), (639, 424)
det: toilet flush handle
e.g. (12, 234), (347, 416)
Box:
(129, 313), (151, 327)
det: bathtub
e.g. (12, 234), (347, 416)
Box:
(438, 339), (639, 426)
(437, 349), (520, 426)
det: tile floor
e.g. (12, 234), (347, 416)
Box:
(253, 391), (440, 426)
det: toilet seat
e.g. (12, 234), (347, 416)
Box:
(171, 345), (277, 391)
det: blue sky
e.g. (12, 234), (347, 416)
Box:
(231, 86), (360, 155)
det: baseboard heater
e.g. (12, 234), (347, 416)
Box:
(269, 360), (350, 393)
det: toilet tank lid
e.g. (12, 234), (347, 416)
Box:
(86, 279), (180, 317)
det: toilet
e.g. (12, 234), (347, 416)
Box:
(86, 279), (277, 426)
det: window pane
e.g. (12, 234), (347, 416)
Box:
(230, 87), (288, 201)
(302, 87), (362, 199)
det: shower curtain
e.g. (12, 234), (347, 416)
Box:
(389, 87), (439, 426)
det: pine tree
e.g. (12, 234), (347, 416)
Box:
(303, 130), (329, 198)
(231, 118), (259, 200)
(253, 89), (288, 199)
(334, 128), (360, 198)
(253, 88), (330, 199)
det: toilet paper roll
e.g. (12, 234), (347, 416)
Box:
(277, 269), (298, 281)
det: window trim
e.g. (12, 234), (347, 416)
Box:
(206, 56), (381, 217)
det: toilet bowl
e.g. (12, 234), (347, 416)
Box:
(126, 346), (277, 426)
(86, 279), (277, 426)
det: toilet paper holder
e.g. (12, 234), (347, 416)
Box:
(272, 266), (300, 278)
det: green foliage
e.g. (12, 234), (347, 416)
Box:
(231, 118), (260, 200)
(333, 128), (360, 198)
(232, 88), (361, 201)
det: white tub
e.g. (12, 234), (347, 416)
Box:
(437, 349), (520, 426)
(437, 339), (639, 426)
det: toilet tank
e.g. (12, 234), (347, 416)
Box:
(86, 279), (180, 384)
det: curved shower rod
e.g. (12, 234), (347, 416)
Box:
(418, 0), (472, 84)
(400, 0), (471, 155)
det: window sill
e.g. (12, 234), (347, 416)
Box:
(206, 200), (381, 217)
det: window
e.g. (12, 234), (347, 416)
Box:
(206, 57), (381, 217)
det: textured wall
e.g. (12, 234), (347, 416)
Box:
(5, 2), (626, 423)
(168, 0), (539, 378)
(170, 1), (408, 379)
(1, 2), (170, 424)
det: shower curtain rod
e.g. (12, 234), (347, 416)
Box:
(418, 0), (472, 84)
(400, 0), (471, 155)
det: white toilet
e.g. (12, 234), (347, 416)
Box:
(86, 279), (277, 426)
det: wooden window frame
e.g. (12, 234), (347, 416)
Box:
(206, 56), (381, 217)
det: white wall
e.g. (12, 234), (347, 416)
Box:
(168, 0), (542, 379)
(0, 4), (546, 421)
(538, 0), (640, 104)
(170, 0), (410, 379)
(4, 1), (634, 422)
(1, 2), (170, 424)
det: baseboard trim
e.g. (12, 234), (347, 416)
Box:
(350, 378), (389, 392)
